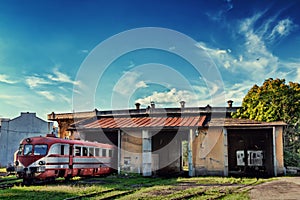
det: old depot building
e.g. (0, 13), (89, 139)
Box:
(48, 101), (286, 177)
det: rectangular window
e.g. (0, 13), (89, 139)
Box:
(24, 144), (33, 156)
(18, 144), (24, 155)
(108, 149), (113, 157)
(95, 148), (100, 156)
(34, 144), (48, 155)
(88, 147), (94, 156)
(83, 147), (88, 156)
(60, 145), (65, 155)
(75, 146), (81, 156)
(69, 146), (73, 156)
(102, 149), (107, 157)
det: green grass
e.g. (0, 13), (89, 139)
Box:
(0, 175), (276, 200)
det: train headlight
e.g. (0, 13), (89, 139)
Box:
(25, 138), (32, 143)
(38, 161), (46, 165)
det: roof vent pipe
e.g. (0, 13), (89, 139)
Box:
(135, 102), (141, 110)
(180, 101), (185, 108)
(227, 100), (233, 108)
(150, 101), (155, 109)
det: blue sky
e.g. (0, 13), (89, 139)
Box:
(0, 0), (300, 120)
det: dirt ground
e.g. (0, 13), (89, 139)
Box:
(250, 177), (300, 200)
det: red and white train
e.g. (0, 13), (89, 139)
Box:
(14, 134), (115, 184)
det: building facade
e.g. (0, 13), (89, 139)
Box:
(48, 103), (285, 177)
(0, 112), (53, 167)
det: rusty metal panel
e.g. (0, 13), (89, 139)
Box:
(81, 116), (206, 129)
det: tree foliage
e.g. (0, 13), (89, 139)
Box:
(233, 78), (300, 167)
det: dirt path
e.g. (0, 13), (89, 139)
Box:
(249, 177), (300, 200)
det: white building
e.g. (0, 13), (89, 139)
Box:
(0, 112), (53, 167)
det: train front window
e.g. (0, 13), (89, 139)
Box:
(34, 144), (48, 155)
(18, 144), (24, 155)
(24, 144), (33, 156)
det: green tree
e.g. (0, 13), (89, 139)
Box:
(232, 78), (300, 167)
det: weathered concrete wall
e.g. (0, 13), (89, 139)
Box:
(275, 126), (285, 175)
(0, 113), (52, 167)
(193, 127), (225, 176)
(120, 131), (143, 173)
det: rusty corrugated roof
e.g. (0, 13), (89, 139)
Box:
(208, 118), (286, 127)
(77, 116), (206, 129)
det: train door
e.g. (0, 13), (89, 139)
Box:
(69, 145), (73, 169)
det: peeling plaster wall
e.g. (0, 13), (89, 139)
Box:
(120, 131), (143, 173)
(193, 127), (225, 176)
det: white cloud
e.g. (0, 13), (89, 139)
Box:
(224, 61), (230, 69)
(0, 74), (17, 84)
(135, 87), (217, 108)
(36, 91), (56, 101)
(113, 71), (148, 96)
(194, 11), (299, 106)
(136, 81), (148, 88)
(136, 88), (184, 106)
(269, 19), (297, 41)
(58, 94), (71, 104)
(196, 11), (297, 85)
(297, 68), (300, 81)
(25, 76), (52, 89)
(0, 94), (18, 100)
(48, 68), (80, 86)
(216, 49), (227, 54)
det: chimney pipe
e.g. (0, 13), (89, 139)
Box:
(227, 100), (233, 108)
(150, 101), (155, 109)
(135, 102), (141, 110)
(180, 100), (185, 108)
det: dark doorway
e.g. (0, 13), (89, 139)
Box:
(152, 130), (187, 176)
(227, 128), (273, 177)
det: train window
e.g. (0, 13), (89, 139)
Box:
(108, 150), (113, 157)
(69, 146), (73, 156)
(102, 149), (107, 157)
(61, 145), (65, 155)
(24, 144), (33, 156)
(88, 147), (94, 156)
(34, 144), (48, 155)
(95, 148), (100, 156)
(83, 147), (88, 156)
(75, 146), (81, 156)
(18, 144), (24, 155)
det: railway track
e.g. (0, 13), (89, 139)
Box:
(61, 178), (258, 200)
(0, 178), (22, 190)
(64, 189), (135, 200)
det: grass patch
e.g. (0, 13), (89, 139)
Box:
(0, 175), (278, 200)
